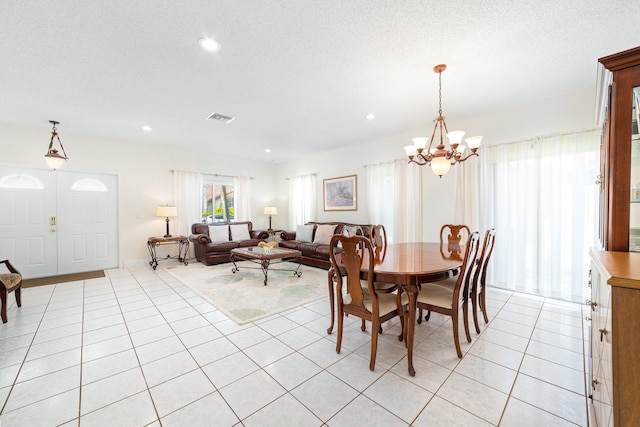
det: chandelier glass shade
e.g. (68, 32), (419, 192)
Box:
(404, 64), (482, 177)
(45, 120), (69, 170)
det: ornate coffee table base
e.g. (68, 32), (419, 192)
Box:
(230, 247), (302, 286)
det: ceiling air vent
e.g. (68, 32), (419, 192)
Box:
(207, 112), (235, 124)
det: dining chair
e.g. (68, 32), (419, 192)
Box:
(419, 223), (470, 322)
(470, 228), (496, 333)
(329, 234), (406, 370)
(440, 224), (471, 246)
(414, 232), (480, 358)
(0, 259), (23, 323)
(370, 224), (388, 264)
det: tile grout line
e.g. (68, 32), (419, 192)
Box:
(0, 286), (56, 416)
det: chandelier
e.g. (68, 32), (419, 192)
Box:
(404, 64), (482, 177)
(44, 120), (69, 170)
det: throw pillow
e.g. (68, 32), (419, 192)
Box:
(313, 224), (336, 245)
(296, 224), (315, 243)
(230, 224), (251, 241)
(208, 225), (230, 242)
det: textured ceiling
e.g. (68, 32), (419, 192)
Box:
(0, 1), (637, 162)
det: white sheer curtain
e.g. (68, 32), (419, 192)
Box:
(233, 176), (252, 222)
(454, 158), (480, 231)
(366, 161), (395, 237)
(366, 159), (422, 243)
(173, 170), (203, 239)
(288, 174), (316, 228)
(474, 130), (600, 302)
(395, 159), (423, 243)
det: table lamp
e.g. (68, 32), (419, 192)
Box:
(264, 206), (277, 230)
(157, 205), (177, 237)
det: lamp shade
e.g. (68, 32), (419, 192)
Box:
(431, 156), (452, 177)
(264, 206), (277, 215)
(157, 205), (177, 217)
(45, 152), (66, 170)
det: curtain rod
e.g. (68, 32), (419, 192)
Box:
(284, 172), (317, 180)
(169, 169), (254, 179)
(363, 158), (405, 168)
(489, 127), (600, 148)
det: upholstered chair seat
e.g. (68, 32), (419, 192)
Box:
(0, 260), (23, 323)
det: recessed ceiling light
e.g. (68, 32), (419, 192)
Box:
(366, 113), (376, 120)
(198, 37), (220, 52)
(265, 148), (272, 153)
(142, 126), (152, 132)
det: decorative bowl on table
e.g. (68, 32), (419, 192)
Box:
(258, 241), (277, 253)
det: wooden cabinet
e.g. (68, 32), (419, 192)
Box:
(589, 251), (640, 427)
(597, 46), (640, 252)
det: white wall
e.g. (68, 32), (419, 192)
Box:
(0, 122), (278, 266)
(0, 87), (598, 264)
(274, 87), (598, 241)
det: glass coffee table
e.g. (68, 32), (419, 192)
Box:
(230, 246), (302, 286)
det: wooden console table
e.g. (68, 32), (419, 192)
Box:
(147, 235), (189, 270)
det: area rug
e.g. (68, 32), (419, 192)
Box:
(164, 261), (329, 325)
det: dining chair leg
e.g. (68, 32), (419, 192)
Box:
(370, 319), (379, 371)
(480, 288), (489, 323)
(336, 308), (344, 354)
(15, 288), (21, 308)
(451, 313), (463, 358)
(397, 296), (405, 342)
(1, 288), (7, 323)
(361, 319), (366, 331)
(401, 308), (408, 344)
(472, 292), (481, 334)
(327, 269), (335, 334)
(417, 307), (431, 324)
(463, 301), (472, 343)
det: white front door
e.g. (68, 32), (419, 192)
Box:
(56, 171), (119, 274)
(0, 166), (119, 278)
(0, 167), (58, 278)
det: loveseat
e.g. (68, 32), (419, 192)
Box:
(278, 222), (373, 269)
(189, 221), (269, 265)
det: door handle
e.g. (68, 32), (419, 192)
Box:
(50, 216), (57, 232)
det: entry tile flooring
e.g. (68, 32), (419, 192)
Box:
(0, 265), (589, 426)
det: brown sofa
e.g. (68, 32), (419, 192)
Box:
(279, 222), (372, 269)
(189, 221), (269, 265)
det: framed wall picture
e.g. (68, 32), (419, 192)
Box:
(323, 174), (357, 211)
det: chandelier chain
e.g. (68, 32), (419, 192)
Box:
(438, 70), (443, 118)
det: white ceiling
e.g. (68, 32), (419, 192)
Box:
(1, 1), (637, 163)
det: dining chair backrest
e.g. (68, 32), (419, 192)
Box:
(471, 228), (496, 332)
(370, 224), (386, 248)
(370, 224), (387, 262)
(440, 224), (471, 246)
(329, 234), (374, 307)
(454, 231), (480, 305)
(474, 229), (496, 288)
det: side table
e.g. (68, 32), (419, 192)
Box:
(147, 235), (189, 270)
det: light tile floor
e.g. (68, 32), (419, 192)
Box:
(0, 264), (589, 426)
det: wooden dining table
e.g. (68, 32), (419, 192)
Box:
(327, 242), (463, 376)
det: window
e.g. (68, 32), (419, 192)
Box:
(71, 178), (107, 192)
(0, 174), (43, 189)
(202, 178), (234, 223)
